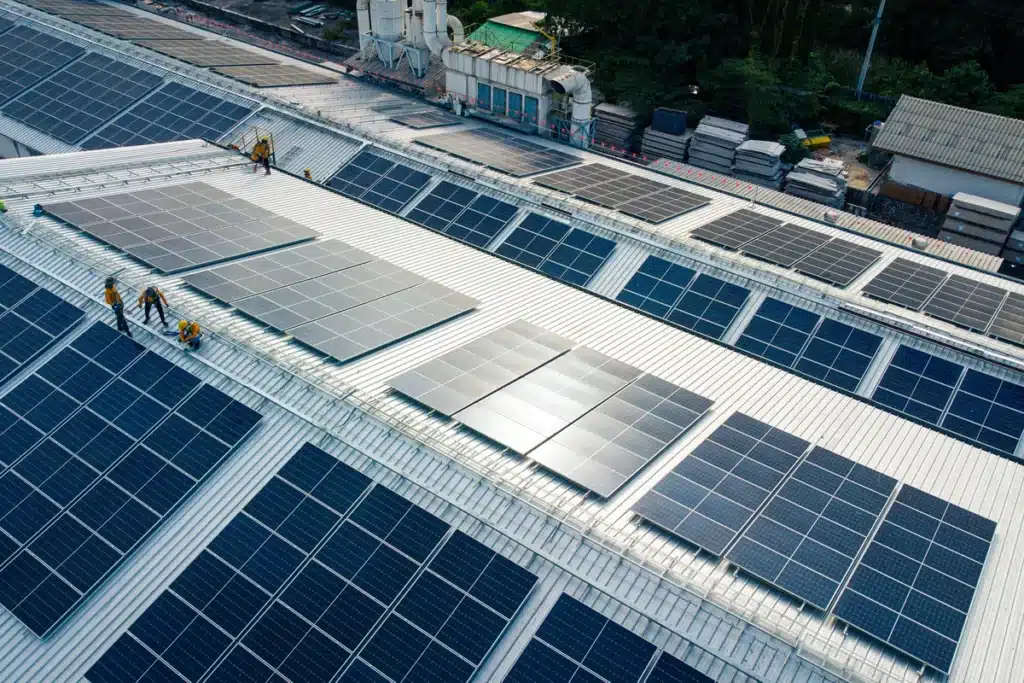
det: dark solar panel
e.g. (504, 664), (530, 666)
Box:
(616, 256), (695, 318)
(327, 150), (432, 213)
(690, 209), (784, 250)
(407, 181), (518, 248)
(496, 214), (616, 286)
(455, 347), (643, 454)
(861, 258), (948, 311)
(793, 238), (883, 287)
(793, 319), (883, 393)
(645, 652), (715, 683)
(184, 239), (376, 303)
(0, 322), (262, 636)
(736, 298), (822, 368)
(415, 127), (581, 177)
(1, 52), (163, 144)
(632, 413), (809, 555)
(390, 110), (462, 129)
(873, 345), (964, 425)
(726, 447), (897, 608)
(80, 82), (255, 150)
(69, 15), (205, 40)
(990, 292), (1024, 346)
(133, 40), (278, 66)
(44, 182), (317, 273)
(388, 320), (575, 415)
(922, 274), (1008, 332)
(942, 370), (1024, 457)
(0, 25), (86, 104)
(529, 374), (713, 497)
(0, 264), (41, 316)
(0, 15), (13, 34)
(0, 287), (85, 390)
(834, 485), (996, 673)
(88, 443), (537, 683)
(22, 0), (134, 16)
(212, 64), (337, 87)
(495, 213), (570, 269)
(739, 223), (832, 268)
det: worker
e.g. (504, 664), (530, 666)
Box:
(303, 168), (312, 181)
(137, 285), (169, 326)
(251, 137), (271, 175)
(177, 319), (202, 350)
(104, 277), (132, 338)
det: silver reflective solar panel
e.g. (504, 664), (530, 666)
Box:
(990, 292), (1024, 346)
(861, 258), (948, 310)
(454, 347), (642, 454)
(390, 110), (462, 129)
(921, 274), (1007, 332)
(690, 209), (784, 250)
(134, 40), (278, 66)
(388, 320), (575, 414)
(212, 64), (336, 87)
(793, 238), (882, 287)
(740, 223), (832, 268)
(530, 374), (713, 497)
(415, 128), (581, 177)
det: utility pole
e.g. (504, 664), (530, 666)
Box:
(856, 0), (888, 99)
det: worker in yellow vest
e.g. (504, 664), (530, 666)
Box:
(104, 277), (132, 338)
(251, 137), (272, 175)
(177, 320), (202, 350)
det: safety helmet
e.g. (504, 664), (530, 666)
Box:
(262, 137), (269, 142)
(178, 320), (188, 332)
(105, 277), (115, 288)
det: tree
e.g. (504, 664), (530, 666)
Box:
(933, 61), (995, 109)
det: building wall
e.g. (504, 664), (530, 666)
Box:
(890, 155), (1024, 206)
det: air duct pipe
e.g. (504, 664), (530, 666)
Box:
(547, 66), (593, 146)
(421, 0), (444, 55)
(436, 0), (463, 46)
(446, 14), (464, 45)
(356, 0), (371, 50)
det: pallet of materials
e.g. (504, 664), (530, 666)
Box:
(733, 140), (784, 189)
(593, 102), (643, 151)
(640, 127), (691, 162)
(941, 192), (1020, 256)
(688, 115), (749, 175)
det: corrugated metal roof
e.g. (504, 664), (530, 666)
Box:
(2, 144), (1023, 682)
(872, 95), (1024, 185)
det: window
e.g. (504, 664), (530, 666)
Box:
(525, 96), (539, 125)
(477, 83), (491, 110)
(509, 92), (523, 119)
(493, 88), (507, 115)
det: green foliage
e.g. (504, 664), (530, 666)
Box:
(990, 86), (1024, 119)
(779, 133), (810, 164)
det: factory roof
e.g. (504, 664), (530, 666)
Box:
(872, 95), (1024, 185)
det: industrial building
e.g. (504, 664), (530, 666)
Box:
(0, 2), (1022, 683)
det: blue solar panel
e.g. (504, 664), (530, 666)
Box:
(942, 370), (1024, 457)
(616, 256), (696, 318)
(0, 264), (39, 315)
(80, 82), (254, 150)
(0, 15), (12, 35)
(407, 181), (518, 248)
(89, 443), (537, 683)
(834, 485), (996, 673)
(873, 346), (964, 425)
(0, 324), (260, 636)
(0, 25), (86, 104)
(794, 320), (883, 392)
(496, 214), (616, 286)
(736, 298), (821, 368)
(0, 286), (85, 389)
(328, 150), (432, 214)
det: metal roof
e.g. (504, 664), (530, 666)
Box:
(872, 95), (1024, 185)
(1, 142), (1023, 683)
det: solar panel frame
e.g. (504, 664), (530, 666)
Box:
(922, 274), (1008, 332)
(990, 292), (1024, 346)
(327, 149), (432, 214)
(793, 238), (883, 287)
(406, 181), (519, 248)
(739, 223), (832, 268)
(390, 110), (463, 129)
(873, 345), (965, 426)
(861, 258), (948, 311)
(132, 39), (279, 66)
(690, 209), (784, 250)
(212, 64), (337, 87)
(0, 25), (86, 104)
(415, 128), (582, 178)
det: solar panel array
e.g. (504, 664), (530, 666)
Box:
(88, 442), (538, 683)
(133, 40), (278, 66)
(212, 64), (337, 87)
(736, 298), (822, 369)
(44, 182), (318, 273)
(327, 149), (433, 214)
(834, 485), (996, 673)
(1, 52), (163, 144)
(534, 163), (710, 224)
(616, 256), (750, 339)
(12, 0), (131, 15)
(726, 447), (897, 608)
(690, 209), (783, 250)
(81, 82), (255, 150)
(390, 109), (462, 129)
(990, 292), (1024, 346)
(504, 594), (714, 683)
(70, 15), (204, 41)
(794, 238), (883, 287)
(0, 25), (85, 104)
(633, 413), (809, 555)
(922, 274), (1008, 332)
(495, 213), (617, 286)
(415, 127), (582, 177)
(740, 223), (833, 268)
(406, 181), (519, 248)
(861, 258), (947, 310)
(0, 322), (262, 636)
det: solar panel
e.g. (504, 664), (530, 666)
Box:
(990, 292), (1024, 346)
(873, 345), (964, 425)
(88, 443), (537, 683)
(0, 15), (13, 34)
(794, 319), (883, 393)
(529, 374), (713, 497)
(454, 347), (643, 454)
(645, 653), (715, 683)
(0, 323), (262, 636)
(632, 413), (809, 555)
(184, 239), (376, 304)
(390, 110), (462, 129)
(942, 370), (1024, 457)
(406, 181), (518, 248)
(0, 287), (84, 389)
(736, 298), (822, 368)
(43, 181), (318, 273)
(616, 256), (696, 318)
(327, 150), (432, 214)
(496, 214), (616, 286)
(288, 283), (478, 363)
(726, 447), (897, 608)
(861, 258), (948, 311)
(388, 320), (575, 415)
(0, 26), (86, 104)
(739, 223), (832, 268)
(0, 264), (41, 316)
(133, 39), (278, 66)
(69, 15), (205, 41)
(80, 82), (255, 150)
(690, 209), (784, 250)
(212, 64), (337, 87)
(415, 127), (582, 177)
(13, 0), (132, 15)
(922, 274), (1008, 332)
(793, 238), (883, 287)
(1, 52), (163, 144)
(834, 485), (996, 673)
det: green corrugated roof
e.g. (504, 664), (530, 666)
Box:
(467, 21), (542, 53)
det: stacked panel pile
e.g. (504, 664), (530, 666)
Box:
(640, 127), (691, 162)
(785, 157), (848, 208)
(688, 116), (749, 175)
(1005, 230), (1024, 265)
(733, 140), (785, 189)
(593, 102), (643, 152)
(938, 192), (1021, 257)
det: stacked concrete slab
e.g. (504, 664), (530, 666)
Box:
(641, 127), (691, 162)
(733, 140), (785, 189)
(688, 116), (749, 174)
(939, 193), (1020, 258)
(1004, 230), (1024, 264)
(784, 157), (847, 208)
(593, 103), (643, 151)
